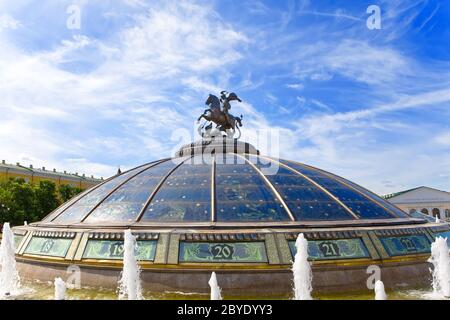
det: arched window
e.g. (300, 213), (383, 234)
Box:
(432, 208), (441, 219)
(445, 209), (450, 218)
(421, 208), (429, 215)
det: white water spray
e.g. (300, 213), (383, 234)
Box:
(118, 229), (143, 300)
(435, 216), (440, 223)
(374, 280), (387, 300)
(292, 233), (313, 300)
(428, 236), (450, 298)
(0, 223), (21, 297)
(208, 272), (222, 300)
(54, 277), (67, 300)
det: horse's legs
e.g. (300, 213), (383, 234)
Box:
(197, 110), (211, 123)
(197, 114), (207, 123)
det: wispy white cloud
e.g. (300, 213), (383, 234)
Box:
(0, 0), (449, 195)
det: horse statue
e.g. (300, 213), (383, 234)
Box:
(197, 92), (243, 139)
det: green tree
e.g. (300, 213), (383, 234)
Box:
(0, 178), (80, 225)
(35, 180), (59, 221)
(0, 178), (35, 224)
(58, 184), (83, 202)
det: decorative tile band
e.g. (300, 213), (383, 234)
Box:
(179, 241), (268, 263)
(82, 239), (157, 261)
(379, 235), (431, 256)
(373, 228), (429, 237)
(24, 237), (73, 257)
(288, 238), (370, 260)
(180, 233), (265, 242)
(284, 230), (363, 241)
(430, 225), (450, 233)
(32, 231), (76, 238)
(87, 232), (158, 240)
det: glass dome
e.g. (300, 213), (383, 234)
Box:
(40, 152), (414, 227)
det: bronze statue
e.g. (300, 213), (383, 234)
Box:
(197, 91), (243, 139)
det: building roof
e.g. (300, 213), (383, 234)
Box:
(0, 160), (103, 183)
(383, 186), (450, 201)
(382, 187), (423, 200)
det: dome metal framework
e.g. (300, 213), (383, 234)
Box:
(13, 139), (450, 295)
(39, 152), (415, 228)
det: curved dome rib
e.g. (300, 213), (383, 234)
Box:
(256, 155), (360, 220)
(284, 160), (400, 219)
(47, 160), (163, 222)
(80, 159), (169, 223)
(236, 154), (295, 221)
(298, 162), (406, 218)
(135, 156), (192, 222)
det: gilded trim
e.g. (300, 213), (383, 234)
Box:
(65, 233), (82, 261)
(73, 232), (90, 261)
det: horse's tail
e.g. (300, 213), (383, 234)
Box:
(235, 126), (241, 140)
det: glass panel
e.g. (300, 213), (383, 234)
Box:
(82, 240), (157, 261)
(332, 177), (409, 218)
(179, 242), (268, 263)
(54, 164), (156, 223)
(43, 189), (90, 221)
(24, 237), (72, 257)
(288, 238), (370, 260)
(281, 160), (398, 219)
(141, 156), (211, 221)
(379, 235), (431, 256)
(85, 160), (177, 223)
(215, 154), (289, 221)
(246, 156), (354, 221)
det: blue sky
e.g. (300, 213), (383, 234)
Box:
(0, 0), (449, 195)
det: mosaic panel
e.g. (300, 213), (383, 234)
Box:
(379, 235), (431, 256)
(179, 242), (268, 263)
(288, 238), (370, 260)
(24, 237), (72, 257)
(82, 240), (157, 261)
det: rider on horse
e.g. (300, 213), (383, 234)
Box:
(197, 91), (243, 139)
(220, 91), (242, 128)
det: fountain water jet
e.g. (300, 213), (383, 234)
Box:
(292, 233), (313, 300)
(374, 280), (387, 300)
(0, 223), (21, 297)
(54, 277), (67, 300)
(428, 236), (450, 298)
(208, 272), (222, 300)
(118, 229), (143, 300)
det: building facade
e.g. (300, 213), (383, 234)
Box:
(0, 160), (102, 189)
(384, 186), (450, 220)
